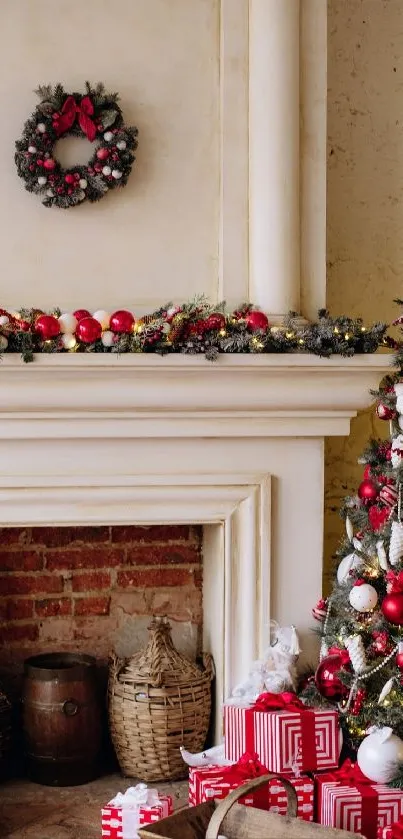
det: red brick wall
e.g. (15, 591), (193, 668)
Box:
(0, 525), (203, 679)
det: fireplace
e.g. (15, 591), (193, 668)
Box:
(0, 352), (388, 742)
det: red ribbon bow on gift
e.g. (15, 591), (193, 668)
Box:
(389, 819), (403, 839)
(53, 96), (97, 141)
(222, 752), (267, 781)
(333, 758), (373, 786)
(386, 571), (403, 594)
(252, 691), (305, 713)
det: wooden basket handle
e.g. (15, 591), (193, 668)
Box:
(205, 773), (298, 839)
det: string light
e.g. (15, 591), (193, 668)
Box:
(285, 331), (294, 339)
(334, 327), (339, 334)
(344, 333), (351, 341)
(219, 329), (227, 337)
(298, 338), (304, 345)
(361, 326), (366, 332)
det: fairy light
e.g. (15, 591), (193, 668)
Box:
(251, 337), (264, 349)
(285, 331), (294, 339)
(344, 333), (351, 341)
(298, 338), (304, 345)
(334, 327), (339, 334)
(219, 329), (227, 337)
(361, 326), (366, 332)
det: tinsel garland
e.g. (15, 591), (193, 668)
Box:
(0, 299), (391, 364)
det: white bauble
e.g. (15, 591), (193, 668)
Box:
(36, 123), (46, 133)
(93, 310), (110, 329)
(104, 131), (113, 142)
(357, 728), (403, 783)
(46, 189), (54, 198)
(337, 552), (362, 585)
(37, 176), (47, 186)
(61, 333), (76, 350)
(116, 140), (127, 150)
(102, 165), (112, 176)
(0, 315), (9, 326)
(79, 178), (88, 189)
(58, 313), (78, 334)
(112, 169), (122, 179)
(28, 145), (37, 153)
(0, 335), (8, 351)
(349, 583), (378, 612)
(101, 330), (115, 348)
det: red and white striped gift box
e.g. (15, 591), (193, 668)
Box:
(316, 770), (403, 839)
(101, 794), (172, 839)
(189, 763), (314, 820)
(224, 702), (340, 773)
(377, 818), (403, 839)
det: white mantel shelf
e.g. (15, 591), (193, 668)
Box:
(0, 352), (391, 438)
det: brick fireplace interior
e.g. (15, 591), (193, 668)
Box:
(0, 524), (203, 727)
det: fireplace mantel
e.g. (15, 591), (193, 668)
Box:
(0, 352), (390, 738)
(1, 353), (390, 438)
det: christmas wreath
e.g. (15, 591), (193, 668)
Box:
(15, 82), (138, 208)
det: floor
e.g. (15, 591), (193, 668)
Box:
(0, 774), (188, 838)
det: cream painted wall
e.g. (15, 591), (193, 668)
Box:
(0, 0), (219, 311)
(325, 0), (403, 588)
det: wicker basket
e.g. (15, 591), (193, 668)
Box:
(108, 617), (213, 781)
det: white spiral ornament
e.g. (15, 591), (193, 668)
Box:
(389, 520), (403, 566)
(344, 634), (367, 674)
(376, 540), (389, 571)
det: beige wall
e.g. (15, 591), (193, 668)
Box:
(325, 0), (403, 589)
(0, 0), (219, 311)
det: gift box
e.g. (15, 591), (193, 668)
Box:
(224, 691), (341, 774)
(377, 817), (403, 839)
(316, 760), (403, 839)
(102, 784), (173, 839)
(189, 751), (314, 821)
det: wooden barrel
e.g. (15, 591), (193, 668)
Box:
(23, 652), (102, 786)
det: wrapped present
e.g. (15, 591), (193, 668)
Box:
(316, 759), (403, 839)
(378, 816), (403, 839)
(189, 751), (314, 820)
(224, 691), (340, 773)
(102, 784), (173, 839)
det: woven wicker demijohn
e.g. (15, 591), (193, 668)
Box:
(108, 617), (213, 781)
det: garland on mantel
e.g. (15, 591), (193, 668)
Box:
(0, 299), (393, 364)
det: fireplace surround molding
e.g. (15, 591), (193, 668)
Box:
(0, 353), (389, 739)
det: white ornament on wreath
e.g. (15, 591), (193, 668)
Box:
(104, 131), (113, 142)
(93, 310), (110, 330)
(101, 330), (115, 348)
(102, 165), (112, 176)
(357, 727), (403, 783)
(112, 170), (122, 180)
(349, 583), (378, 612)
(337, 552), (362, 585)
(0, 315), (9, 327)
(58, 313), (78, 334)
(61, 333), (76, 350)
(0, 335), (8, 351)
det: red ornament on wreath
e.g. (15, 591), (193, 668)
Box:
(245, 310), (269, 331)
(358, 479), (378, 505)
(204, 312), (226, 332)
(376, 403), (396, 421)
(315, 652), (350, 701)
(35, 314), (60, 340)
(76, 317), (102, 344)
(73, 309), (91, 321)
(110, 310), (135, 334)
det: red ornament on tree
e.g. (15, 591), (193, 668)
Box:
(382, 592), (403, 626)
(396, 643), (403, 670)
(76, 317), (102, 344)
(73, 309), (91, 321)
(368, 504), (390, 531)
(358, 479), (378, 505)
(315, 652), (350, 701)
(35, 314), (60, 340)
(110, 309), (135, 333)
(376, 403), (396, 420)
(350, 687), (366, 716)
(245, 310), (269, 331)
(204, 312), (226, 332)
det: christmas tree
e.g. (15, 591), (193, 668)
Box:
(304, 318), (403, 785)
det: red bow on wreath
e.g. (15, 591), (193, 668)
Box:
(53, 96), (97, 141)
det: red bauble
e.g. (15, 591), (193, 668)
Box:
(245, 310), (269, 331)
(315, 653), (349, 701)
(76, 317), (102, 344)
(73, 309), (91, 321)
(19, 320), (31, 332)
(35, 314), (60, 340)
(43, 158), (56, 170)
(64, 173), (75, 184)
(110, 309), (135, 333)
(204, 313), (226, 331)
(368, 504), (390, 531)
(396, 652), (403, 670)
(376, 403), (396, 421)
(358, 479), (378, 505)
(96, 147), (110, 160)
(381, 592), (403, 626)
